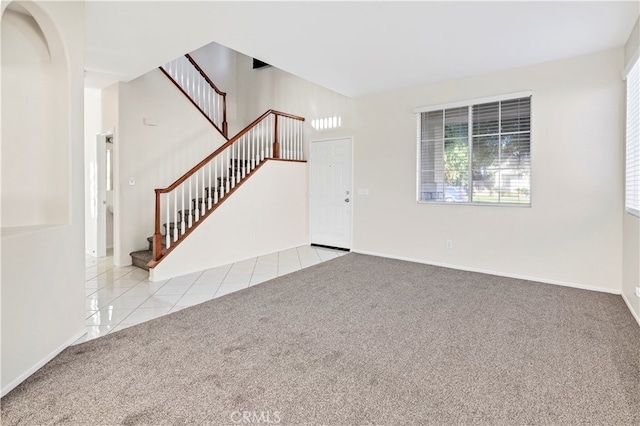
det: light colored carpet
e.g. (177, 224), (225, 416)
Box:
(2, 253), (639, 425)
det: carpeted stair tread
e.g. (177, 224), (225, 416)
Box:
(130, 249), (152, 271)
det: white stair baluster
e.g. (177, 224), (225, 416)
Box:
(194, 171), (200, 222)
(257, 121), (262, 164)
(191, 67), (196, 102)
(173, 190), (178, 243)
(298, 120), (302, 160)
(287, 118), (292, 159)
(201, 168), (206, 216)
(264, 118), (268, 160)
(236, 141), (241, 184)
(185, 63), (190, 98)
(180, 184), (185, 234)
(165, 194), (170, 249)
(225, 148), (230, 193)
(199, 78), (204, 113)
(293, 119), (297, 160)
(284, 118), (288, 159)
(196, 77), (200, 111)
(230, 144), (235, 188)
(217, 95), (221, 128)
(207, 87), (211, 121)
(288, 117), (292, 159)
(249, 128), (254, 171)
(214, 158), (219, 204)
(208, 161), (212, 209)
(283, 118), (287, 159)
(242, 135), (246, 179)
(268, 115), (273, 158)
(188, 177), (193, 228)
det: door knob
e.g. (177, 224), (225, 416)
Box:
(345, 198), (350, 203)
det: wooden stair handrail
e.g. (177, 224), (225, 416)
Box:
(154, 109), (305, 267)
(151, 157), (306, 268)
(152, 109), (304, 263)
(159, 54), (229, 137)
(185, 54), (228, 136)
(155, 110), (304, 195)
(185, 54), (226, 96)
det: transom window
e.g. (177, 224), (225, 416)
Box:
(416, 92), (532, 205)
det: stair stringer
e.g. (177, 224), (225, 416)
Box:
(149, 160), (308, 282)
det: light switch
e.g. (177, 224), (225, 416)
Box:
(128, 177), (136, 186)
(357, 188), (369, 196)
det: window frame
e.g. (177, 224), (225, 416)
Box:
(414, 91), (533, 207)
(624, 51), (640, 218)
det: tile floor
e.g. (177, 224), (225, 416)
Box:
(76, 245), (346, 345)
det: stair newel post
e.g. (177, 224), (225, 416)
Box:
(273, 113), (280, 159)
(153, 190), (163, 262)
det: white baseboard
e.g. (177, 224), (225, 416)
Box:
(1, 329), (87, 398)
(351, 249), (621, 295)
(621, 291), (640, 326)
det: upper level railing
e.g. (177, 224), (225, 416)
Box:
(160, 54), (228, 138)
(151, 110), (305, 265)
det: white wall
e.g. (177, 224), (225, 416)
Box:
(1, 0), (85, 395)
(353, 49), (625, 293)
(151, 160), (308, 281)
(1, 7), (68, 226)
(622, 16), (640, 322)
(114, 69), (228, 266)
(235, 52), (357, 158)
(144, 46), (355, 280)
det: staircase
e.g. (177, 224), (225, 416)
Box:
(130, 54), (305, 271)
(130, 238), (160, 271)
(129, 160), (250, 271)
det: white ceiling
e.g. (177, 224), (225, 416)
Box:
(85, 1), (639, 97)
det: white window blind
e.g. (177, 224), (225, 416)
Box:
(625, 57), (640, 217)
(417, 94), (531, 205)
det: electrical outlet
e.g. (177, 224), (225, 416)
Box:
(634, 287), (640, 298)
(446, 240), (453, 249)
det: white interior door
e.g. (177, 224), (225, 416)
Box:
(310, 138), (352, 249)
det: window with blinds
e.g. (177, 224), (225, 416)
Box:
(416, 93), (532, 205)
(625, 56), (640, 217)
